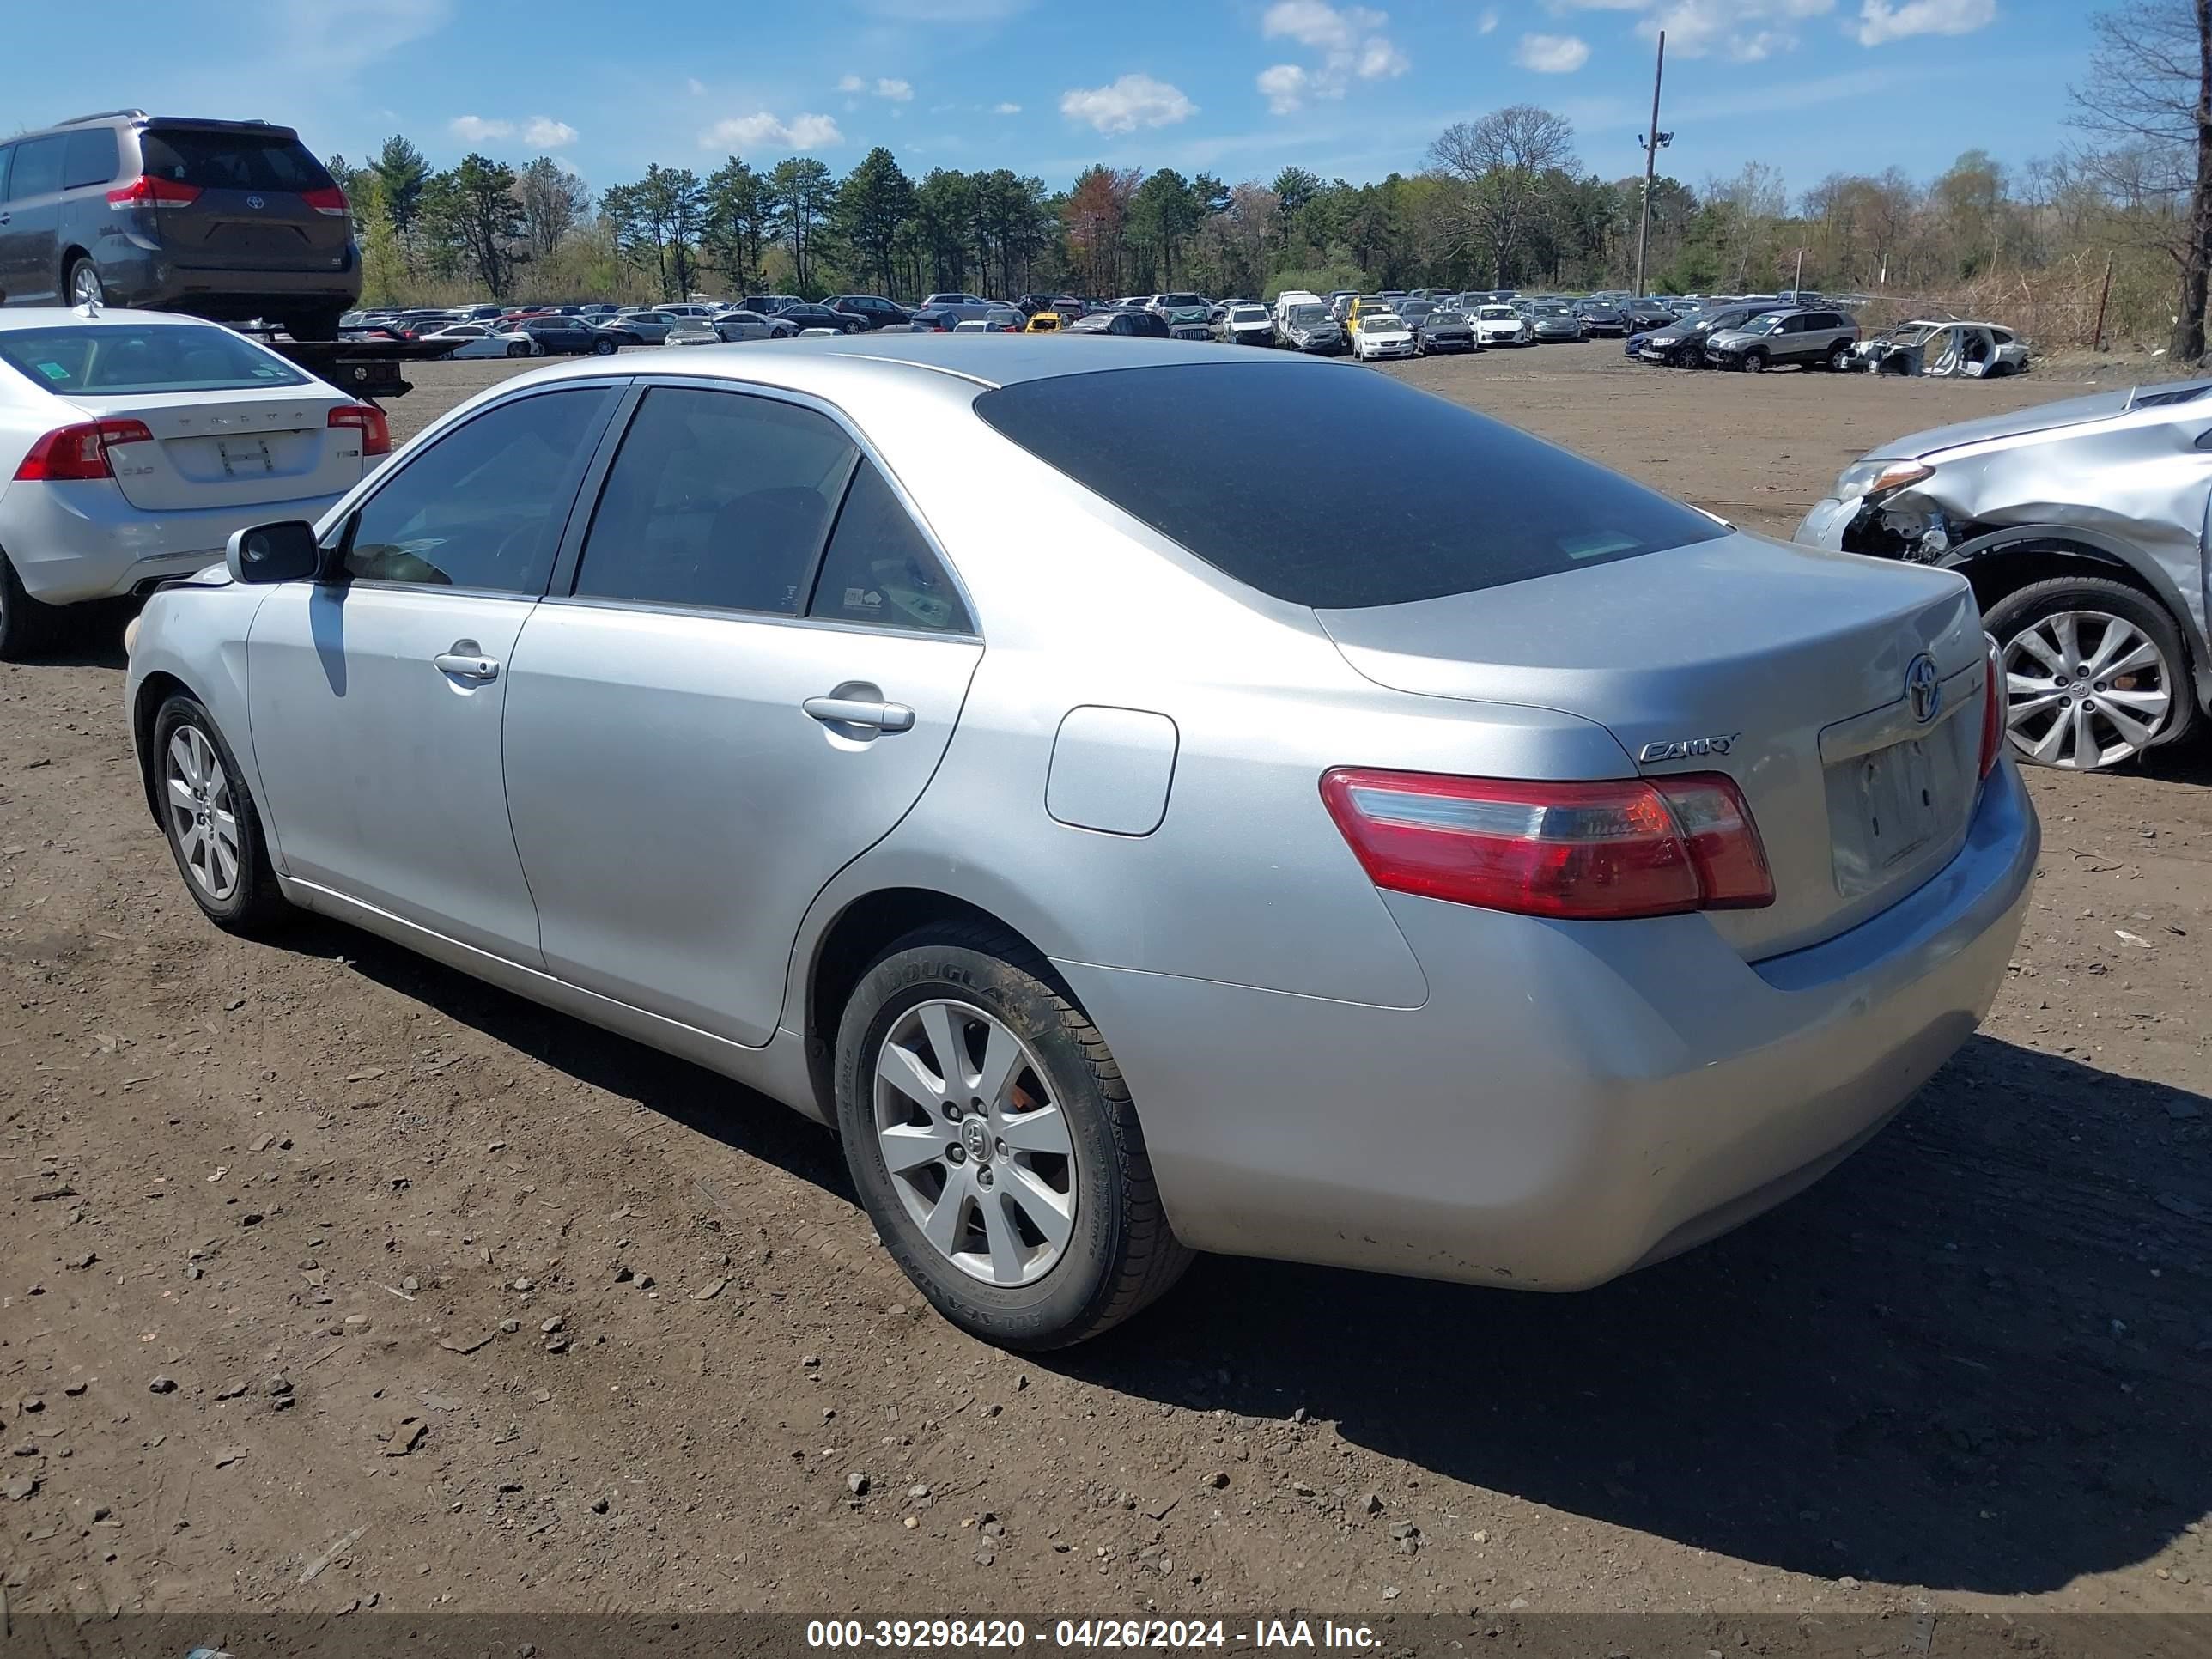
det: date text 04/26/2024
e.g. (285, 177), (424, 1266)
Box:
(804, 1618), (1381, 1649)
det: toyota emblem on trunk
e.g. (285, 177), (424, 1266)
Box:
(1906, 653), (1942, 723)
(246, 195), (265, 209)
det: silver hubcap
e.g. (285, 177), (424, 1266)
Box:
(2003, 610), (2172, 769)
(872, 999), (1077, 1287)
(71, 264), (102, 305)
(164, 725), (242, 901)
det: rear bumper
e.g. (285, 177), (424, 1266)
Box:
(0, 479), (347, 605)
(1061, 760), (2038, 1290)
(100, 245), (362, 316)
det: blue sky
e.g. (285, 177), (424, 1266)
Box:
(10, 0), (2083, 199)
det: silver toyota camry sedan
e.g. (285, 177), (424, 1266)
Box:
(125, 337), (2039, 1349)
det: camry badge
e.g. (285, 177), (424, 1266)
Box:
(1906, 653), (1942, 723)
(1638, 733), (1740, 763)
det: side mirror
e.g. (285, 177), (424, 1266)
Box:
(227, 520), (321, 585)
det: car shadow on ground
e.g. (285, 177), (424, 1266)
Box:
(269, 920), (2209, 1597)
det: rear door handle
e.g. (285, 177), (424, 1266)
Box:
(434, 650), (500, 684)
(804, 696), (915, 732)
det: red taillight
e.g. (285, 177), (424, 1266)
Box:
(327, 404), (390, 457)
(1320, 767), (1774, 921)
(14, 418), (155, 482)
(1979, 635), (2004, 778)
(301, 185), (349, 217)
(106, 174), (202, 210)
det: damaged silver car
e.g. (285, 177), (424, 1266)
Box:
(1851, 319), (2029, 379)
(1797, 380), (2212, 771)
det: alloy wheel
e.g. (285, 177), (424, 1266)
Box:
(2002, 610), (2173, 769)
(70, 264), (105, 307)
(872, 998), (1078, 1287)
(164, 724), (242, 901)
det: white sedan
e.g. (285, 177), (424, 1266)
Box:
(0, 307), (384, 659)
(1350, 310), (1415, 361)
(419, 322), (542, 360)
(1473, 305), (1530, 346)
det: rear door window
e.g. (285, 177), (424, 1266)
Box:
(140, 130), (333, 193)
(61, 129), (119, 191)
(573, 386), (856, 616)
(6, 137), (65, 200)
(975, 362), (1723, 610)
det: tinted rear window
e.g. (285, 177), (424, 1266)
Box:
(0, 324), (308, 395)
(973, 363), (1723, 610)
(140, 130), (332, 192)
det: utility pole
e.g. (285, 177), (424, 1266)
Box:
(1632, 31), (1670, 299)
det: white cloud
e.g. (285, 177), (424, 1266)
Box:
(1476, 6), (1499, 30)
(1852, 0), (1994, 44)
(1514, 30), (1590, 70)
(838, 73), (867, 92)
(698, 112), (846, 150)
(447, 114), (513, 142)
(1545, 0), (1836, 61)
(522, 116), (577, 148)
(1257, 64), (1310, 113)
(875, 76), (915, 100)
(992, 100), (1023, 113)
(1059, 73), (1197, 134)
(1257, 0), (1408, 112)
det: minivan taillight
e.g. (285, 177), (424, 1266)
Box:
(327, 404), (390, 457)
(1320, 768), (1774, 921)
(106, 175), (202, 210)
(1979, 635), (2004, 778)
(301, 185), (349, 217)
(14, 419), (155, 482)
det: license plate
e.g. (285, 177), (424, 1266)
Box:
(216, 438), (274, 477)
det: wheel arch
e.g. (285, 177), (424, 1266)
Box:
(131, 670), (195, 826)
(1939, 526), (2209, 702)
(58, 245), (94, 294)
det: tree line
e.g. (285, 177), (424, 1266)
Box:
(325, 16), (2212, 358)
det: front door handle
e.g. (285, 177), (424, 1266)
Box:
(434, 647), (500, 684)
(804, 696), (915, 733)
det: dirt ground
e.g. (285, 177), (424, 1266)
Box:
(3, 342), (2209, 1632)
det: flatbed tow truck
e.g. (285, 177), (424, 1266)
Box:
(226, 321), (452, 408)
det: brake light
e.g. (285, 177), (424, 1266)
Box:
(301, 185), (349, 217)
(327, 403), (390, 457)
(1320, 767), (1774, 920)
(1979, 635), (2004, 778)
(14, 418), (155, 482)
(106, 174), (202, 210)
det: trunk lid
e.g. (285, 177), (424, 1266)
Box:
(1316, 533), (1990, 959)
(64, 388), (362, 511)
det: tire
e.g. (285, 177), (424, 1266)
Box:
(1983, 575), (2197, 772)
(592, 336), (617, 356)
(0, 550), (58, 662)
(506, 340), (530, 357)
(65, 257), (104, 308)
(1826, 340), (1854, 371)
(835, 924), (1194, 1350)
(1740, 348), (1767, 372)
(150, 694), (290, 933)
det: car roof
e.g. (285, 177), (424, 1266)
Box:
(0, 305), (229, 333)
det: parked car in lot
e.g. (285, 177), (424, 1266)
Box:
(1850, 319), (2029, 379)
(514, 315), (617, 356)
(0, 307), (384, 656)
(1528, 305), (1584, 344)
(125, 337), (2037, 1348)
(1635, 302), (1784, 368)
(1164, 306), (1212, 342)
(1471, 304), (1529, 347)
(1576, 301), (1626, 337)
(1413, 307), (1475, 355)
(663, 319), (723, 347)
(829, 295), (915, 331)
(1274, 302), (1343, 355)
(0, 111), (360, 339)
(712, 310), (796, 343)
(420, 322), (539, 359)
(611, 311), (679, 345)
(1213, 303), (1274, 346)
(1023, 311), (1063, 333)
(1797, 380), (2212, 772)
(1065, 308), (1170, 338)
(1350, 308), (1414, 361)
(1704, 307), (1858, 372)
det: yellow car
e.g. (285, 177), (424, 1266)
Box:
(1344, 295), (1393, 337)
(1024, 311), (1062, 332)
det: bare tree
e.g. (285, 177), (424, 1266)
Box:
(1427, 105), (1578, 286)
(2071, 0), (2212, 358)
(515, 157), (593, 265)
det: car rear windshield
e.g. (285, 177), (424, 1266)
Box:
(974, 362), (1723, 610)
(0, 325), (309, 395)
(139, 130), (334, 193)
